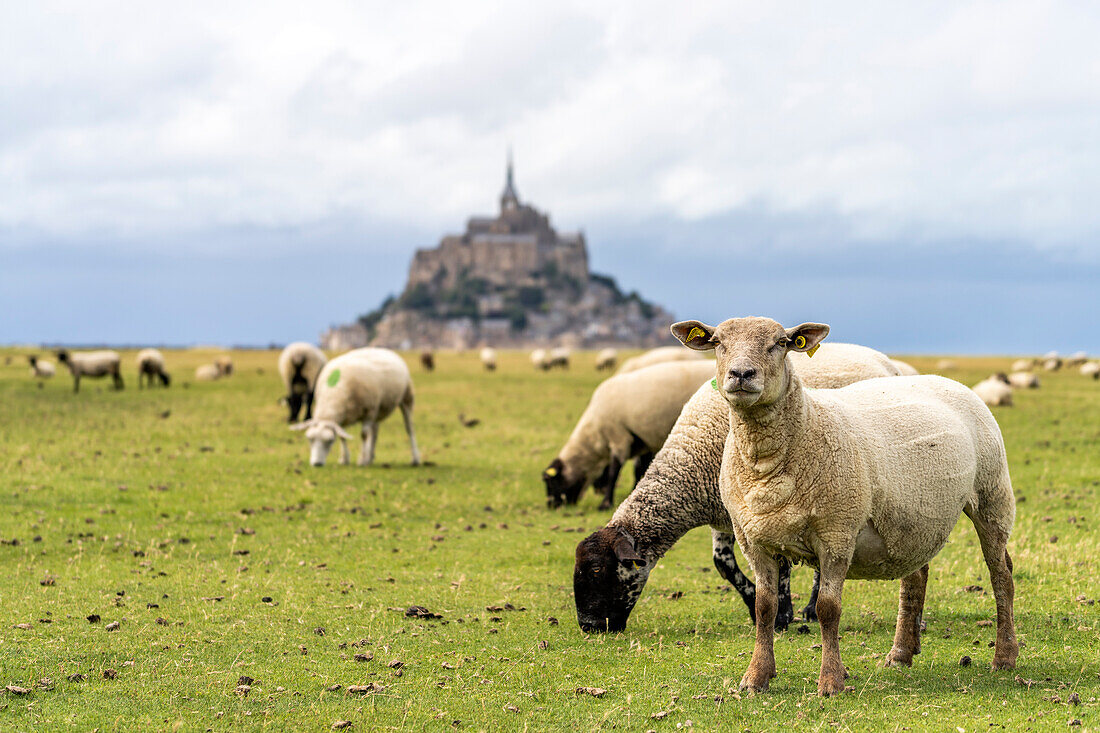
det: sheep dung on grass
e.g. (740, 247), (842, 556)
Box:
(56, 349), (123, 393)
(544, 360), (715, 510)
(972, 373), (1013, 406)
(573, 342), (900, 635)
(278, 342), (327, 422)
(615, 345), (703, 374)
(291, 347), (420, 468)
(136, 348), (171, 388)
(671, 317), (1017, 696)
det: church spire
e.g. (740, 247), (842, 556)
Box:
(501, 149), (520, 211)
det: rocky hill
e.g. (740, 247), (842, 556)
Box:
(321, 159), (673, 351)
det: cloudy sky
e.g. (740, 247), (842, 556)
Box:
(3, 1), (1099, 352)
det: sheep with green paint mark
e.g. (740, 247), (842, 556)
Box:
(291, 348), (420, 467)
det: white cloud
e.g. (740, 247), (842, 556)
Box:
(3, 0), (1100, 254)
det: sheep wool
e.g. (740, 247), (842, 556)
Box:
(291, 348), (420, 468)
(479, 347), (497, 371)
(972, 375), (1013, 406)
(1010, 358), (1036, 372)
(595, 348), (618, 371)
(1008, 371), (1039, 389)
(195, 364), (222, 381)
(573, 342), (900, 634)
(889, 359), (919, 376)
(615, 345), (703, 374)
(278, 342), (328, 422)
(28, 355), (56, 379)
(136, 348), (171, 388)
(1081, 362), (1100, 379)
(56, 349), (123, 393)
(530, 349), (549, 370)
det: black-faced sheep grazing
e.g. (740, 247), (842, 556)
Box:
(291, 348), (420, 467)
(136, 348), (171, 388)
(672, 317), (1017, 696)
(56, 349), (123, 393)
(28, 355), (56, 379)
(544, 360), (715, 510)
(595, 348), (617, 371)
(573, 343), (900, 635)
(973, 373), (1013, 406)
(277, 342), (327, 422)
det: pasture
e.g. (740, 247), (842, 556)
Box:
(0, 348), (1097, 730)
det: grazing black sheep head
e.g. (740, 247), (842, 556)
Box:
(55, 349), (71, 364)
(543, 458), (586, 509)
(574, 526), (650, 633)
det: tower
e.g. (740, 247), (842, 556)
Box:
(500, 150), (520, 212)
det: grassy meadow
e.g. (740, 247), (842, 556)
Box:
(0, 347), (1098, 731)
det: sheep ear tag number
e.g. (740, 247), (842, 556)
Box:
(327, 369), (341, 388)
(806, 344), (820, 357)
(687, 326), (707, 342)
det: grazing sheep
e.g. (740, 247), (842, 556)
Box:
(1081, 362), (1100, 379)
(544, 360), (716, 510)
(935, 358), (958, 371)
(291, 348), (420, 467)
(214, 355), (234, 377)
(548, 347), (571, 369)
(1008, 371), (1040, 389)
(27, 355), (56, 379)
(530, 348), (550, 370)
(1011, 358), (1036, 372)
(889, 359), (919, 376)
(195, 364), (222, 381)
(595, 348), (618, 371)
(480, 347), (497, 372)
(1042, 357), (1062, 372)
(278, 342), (327, 422)
(972, 373), (1013, 406)
(56, 349), (123, 393)
(420, 351), (435, 371)
(671, 317), (1017, 696)
(1067, 351), (1088, 367)
(574, 342), (900, 634)
(136, 348), (171, 388)
(616, 345), (704, 374)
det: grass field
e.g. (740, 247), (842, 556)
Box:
(0, 348), (1098, 731)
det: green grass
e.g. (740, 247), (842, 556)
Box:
(0, 349), (1098, 730)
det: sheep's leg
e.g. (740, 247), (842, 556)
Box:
(802, 570), (821, 621)
(339, 438), (350, 466)
(287, 393), (303, 423)
(712, 531), (755, 623)
(967, 505), (1018, 670)
(304, 391), (314, 421)
(399, 403), (420, 466)
(632, 451), (654, 486)
(72, 375), (80, 393)
(775, 556), (794, 632)
(359, 422), (377, 467)
(815, 555), (850, 696)
(597, 457), (622, 510)
(739, 549), (778, 692)
(884, 564), (929, 667)
(113, 367), (124, 390)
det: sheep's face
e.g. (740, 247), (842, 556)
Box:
(573, 527), (650, 633)
(291, 420), (351, 467)
(671, 317), (830, 409)
(544, 458), (586, 508)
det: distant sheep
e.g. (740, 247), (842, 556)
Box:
(291, 348), (420, 467)
(1011, 358), (1036, 372)
(972, 373), (1013, 406)
(420, 351), (435, 371)
(935, 358), (958, 371)
(1008, 371), (1040, 389)
(136, 348), (171, 388)
(616, 346), (703, 374)
(530, 349), (550, 371)
(889, 359), (919, 376)
(595, 348), (617, 371)
(56, 349), (123, 393)
(214, 356), (234, 376)
(480, 347), (497, 372)
(548, 347), (571, 369)
(195, 364), (222, 381)
(28, 355), (56, 379)
(1042, 357), (1062, 372)
(1081, 362), (1100, 379)
(278, 342), (327, 422)
(1067, 351), (1088, 367)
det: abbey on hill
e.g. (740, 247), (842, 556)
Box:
(321, 158), (674, 350)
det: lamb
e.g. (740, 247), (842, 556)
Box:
(56, 349), (123, 393)
(278, 342), (327, 422)
(1008, 371), (1040, 389)
(1011, 358), (1036, 372)
(195, 364), (222, 381)
(27, 355), (56, 379)
(544, 360), (715, 510)
(972, 373), (1013, 406)
(291, 347), (420, 467)
(616, 345), (703, 374)
(530, 349), (549, 370)
(548, 347), (571, 369)
(670, 317), (1017, 696)
(595, 348), (618, 371)
(480, 347), (497, 371)
(1081, 362), (1100, 379)
(136, 348), (171, 388)
(889, 359), (919, 376)
(573, 343), (900, 635)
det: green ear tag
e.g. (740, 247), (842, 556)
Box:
(327, 369), (341, 388)
(710, 377), (718, 390)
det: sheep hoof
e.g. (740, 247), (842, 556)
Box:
(802, 605), (818, 622)
(738, 668), (774, 693)
(991, 656), (1017, 671)
(817, 676), (846, 697)
(884, 648), (914, 667)
(775, 607), (794, 632)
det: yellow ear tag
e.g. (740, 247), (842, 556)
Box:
(806, 343), (820, 358)
(687, 326), (707, 342)
(632, 560), (645, 568)
(545, 467), (557, 477)
(794, 335), (807, 349)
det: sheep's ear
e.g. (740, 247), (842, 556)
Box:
(333, 425), (353, 440)
(785, 323), (830, 356)
(289, 421), (312, 431)
(670, 321), (716, 351)
(612, 529), (644, 568)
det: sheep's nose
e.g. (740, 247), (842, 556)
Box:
(728, 367), (756, 381)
